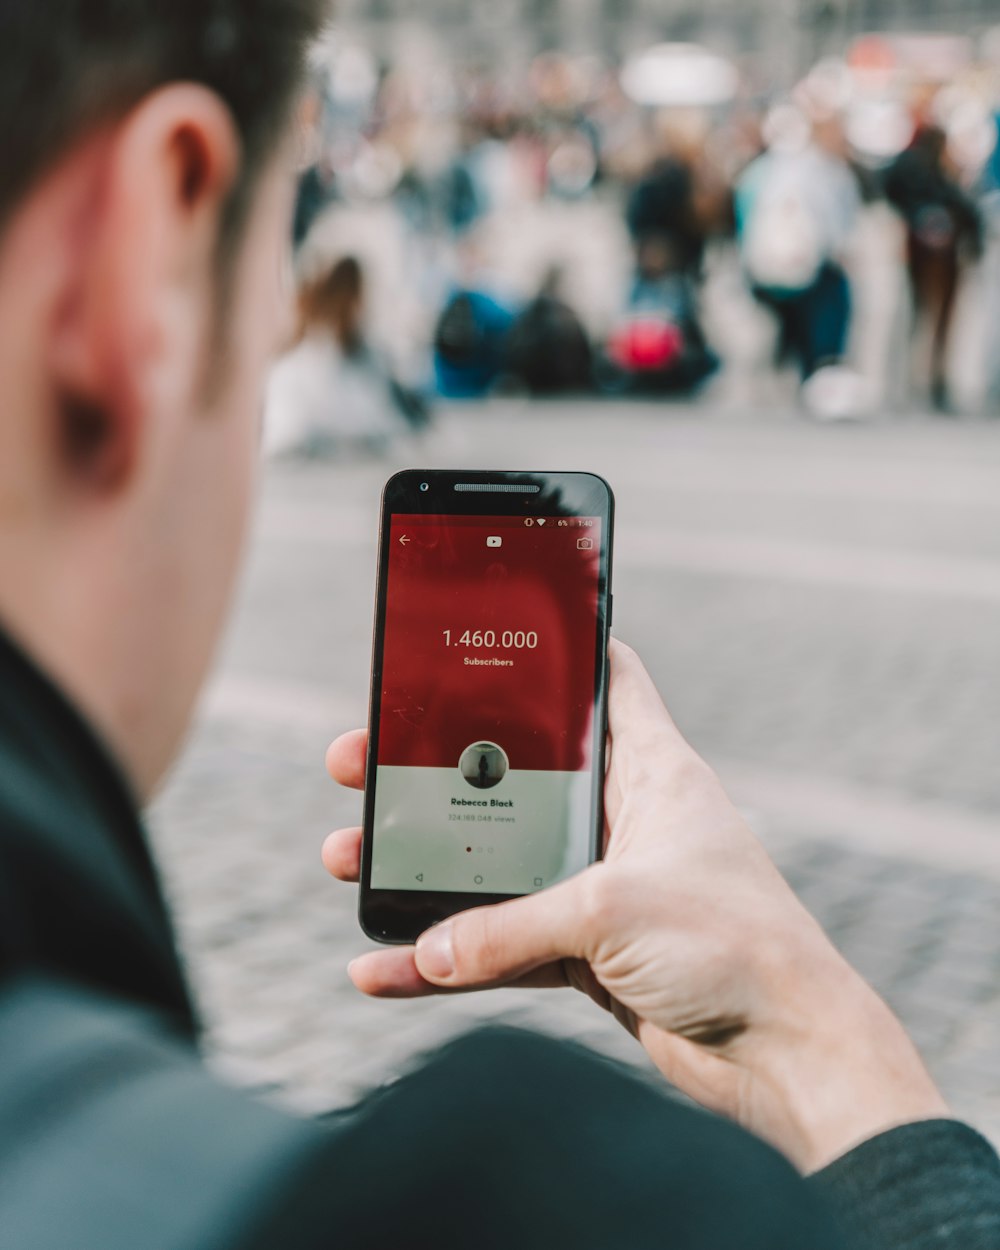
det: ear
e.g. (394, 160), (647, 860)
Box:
(47, 85), (241, 492)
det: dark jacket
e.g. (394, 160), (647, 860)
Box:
(884, 132), (982, 254)
(0, 627), (998, 1249)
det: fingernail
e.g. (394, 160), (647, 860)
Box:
(417, 921), (455, 980)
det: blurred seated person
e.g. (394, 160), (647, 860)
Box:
(598, 236), (719, 396)
(432, 287), (516, 399)
(266, 256), (428, 457)
(504, 268), (593, 395)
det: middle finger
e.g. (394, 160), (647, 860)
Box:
(322, 826), (363, 882)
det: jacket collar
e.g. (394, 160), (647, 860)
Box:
(0, 625), (197, 1035)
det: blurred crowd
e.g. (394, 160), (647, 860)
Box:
(265, 32), (1000, 454)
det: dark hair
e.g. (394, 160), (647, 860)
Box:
(0, 1), (329, 244)
(299, 255), (364, 351)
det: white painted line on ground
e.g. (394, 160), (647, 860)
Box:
(254, 510), (1000, 606)
(609, 459), (1000, 510)
(719, 757), (1000, 879)
(617, 530), (1000, 603)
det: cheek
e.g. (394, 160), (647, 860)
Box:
(246, 180), (297, 360)
(252, 242), (292, 359)
(197, 408), (257, 639)
(208, 324), (267, 558)
(224, 254), (285, 478)
(219, 173), (295, 524)
(220, 370), (262, 537)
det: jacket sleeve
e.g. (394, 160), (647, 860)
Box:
(809, 1119), (1000, 1249)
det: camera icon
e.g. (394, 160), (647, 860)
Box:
(486, 536), (503, 548)
(576, 537), (594, 551)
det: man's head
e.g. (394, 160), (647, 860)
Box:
(0, 2), (327, 798)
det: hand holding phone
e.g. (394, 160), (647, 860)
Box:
(358, 470), (614, 944)
(326, 641), (949, 1173)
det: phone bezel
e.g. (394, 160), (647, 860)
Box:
(359, 468), (614, 945)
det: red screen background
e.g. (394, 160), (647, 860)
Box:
(377, 515), (601, 772)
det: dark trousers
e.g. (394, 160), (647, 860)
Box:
(754, 261), (852, 380)
(907, 235), (960, 400)
(300, 1028), (845, 1250)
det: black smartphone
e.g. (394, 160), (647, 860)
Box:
(359, 469), (614, 944)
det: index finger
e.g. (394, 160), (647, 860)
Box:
(607, 639), (683, 747)
(326, 729), (368, 790)
(349, 947), (571, 998)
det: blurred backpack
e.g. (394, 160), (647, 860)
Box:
(743, 186), (823, 291)
(506, 295), (593, 394)
(435, 293), (486, 368)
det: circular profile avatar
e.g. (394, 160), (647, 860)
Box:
(459, 741), (509, 790)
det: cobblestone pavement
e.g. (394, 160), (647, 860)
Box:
(150, 402), (1000, 1144)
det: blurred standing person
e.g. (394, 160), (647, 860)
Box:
(737, 109), (866, 418)
(266, 257), (428, 456)
(621, 113), (727, 395)
(979, 112), (1000, 413)
(438, 123), (487, 237)
(291, 78), (337, 250)
(292, 158), (338, 250)
(627, 112), (730, 282)
(885, 124), (983, 413)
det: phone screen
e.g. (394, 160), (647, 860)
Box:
(361, 472), (612, 940)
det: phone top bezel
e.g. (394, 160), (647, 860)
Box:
(359, 468), (615, 945)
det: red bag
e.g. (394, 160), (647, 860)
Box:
(608, 315), (684, 372)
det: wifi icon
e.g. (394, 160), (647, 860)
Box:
(536, 518), (547, 527)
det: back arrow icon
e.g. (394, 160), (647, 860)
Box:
(399, 535), (410, 546)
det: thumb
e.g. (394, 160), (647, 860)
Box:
(414, 874), (592, 988)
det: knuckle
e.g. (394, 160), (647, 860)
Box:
(626, 744), (714, 807)
(664, 750), (718, 801)
(578, 867), (633, 937)
(456, 906), (507, 979)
